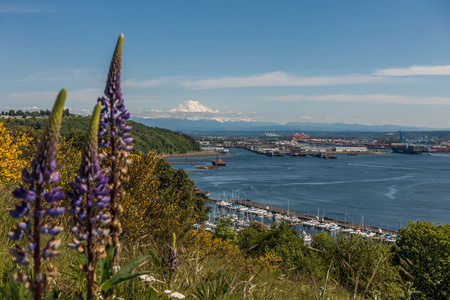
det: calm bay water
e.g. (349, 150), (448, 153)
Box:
(167, 148), (450, 231)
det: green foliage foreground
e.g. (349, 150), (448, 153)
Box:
(2, 178), (450, 299)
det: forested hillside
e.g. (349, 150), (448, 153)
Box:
(1, 116), (200, 154)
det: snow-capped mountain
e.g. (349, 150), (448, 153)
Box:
(131, 100), (253, 122)
(168, 100), (218, 113)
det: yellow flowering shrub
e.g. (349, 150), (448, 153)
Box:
(120, 151), (201, 241)
(120, 151), (160, 237)
(256, 252), (283, 273)
(0, 122), (32, 184)
(55, 137), (81, 191)
(183, 229), (242, 261)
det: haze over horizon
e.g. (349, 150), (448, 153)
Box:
(3, 1), (450, 128)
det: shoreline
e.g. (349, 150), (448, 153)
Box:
(161, 149), (388, 159)
(161, 150), (228, 159)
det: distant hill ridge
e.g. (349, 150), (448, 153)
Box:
(133, 117), (448, 133)
(1, 116), (200, 154)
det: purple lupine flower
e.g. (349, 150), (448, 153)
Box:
(46, 204), (65, 217)
(97, 35), (134, 266)
(44, 187), (64, 203)
(7, 89), (67, 297)
(67, 103), (111, 300)
(10, 246), (30, 266)
(9, 203), (29, 219)
(163, 233), (178, 282)
(7, 226), (24, 241)
(166, 247), (178, 274)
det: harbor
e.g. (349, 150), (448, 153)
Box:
(167, 148), (450, 235)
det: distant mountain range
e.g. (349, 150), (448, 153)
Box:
(131, 100), (450, 135)
(132, 117), (449, 135)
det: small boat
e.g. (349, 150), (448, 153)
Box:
(301, 231), (312, 243)
(273, 213), (283, 220)
(340, 228), (354, 234)
(212, 158), (226, 166)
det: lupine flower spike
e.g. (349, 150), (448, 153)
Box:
(164, 233), (178, 283)
(98, 33), (133, 264)
(8, 89), (67, 299)
(68, 103), (110, 299)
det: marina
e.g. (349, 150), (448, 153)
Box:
(167, 147), (450, 235)
(199, 197), (399, 243)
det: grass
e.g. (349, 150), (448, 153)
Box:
(0, 184), (360, 299)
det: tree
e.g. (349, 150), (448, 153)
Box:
(395, 220), (450, 299)
(237, 221), (306, 268)
(67, 129), (86, 149)
(8, 109), (15, 116)
(214, 218), (237, 242)
(311, 233), (402, 298)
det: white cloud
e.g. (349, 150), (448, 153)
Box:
(184, 72), (387, 89)
(21, 106), (41, 111)
(123, 77), (178, 88)
(300, 116), (312, 120)
(123, 65), (450, 91)
(374, 65), (450, 76)
(6, 89), (103, 110)
(273, 94), (450, 105)
(124, 71), (384, 90)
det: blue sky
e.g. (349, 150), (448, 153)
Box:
(3, 1), (450, 128)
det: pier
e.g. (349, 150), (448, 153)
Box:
(203, 197), (399, 236)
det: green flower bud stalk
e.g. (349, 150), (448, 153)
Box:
(9, 89), (66, 300)
(84, 103), (103, 300)
(33, 89), (66, 299)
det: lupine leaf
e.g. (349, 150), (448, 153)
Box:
(0, 286), (11, 300)
(100, 255), (150, 291)
(7, 272), (20, 300)
(42, 290), (60, 300)
(99, 246), (114, 284)
(148, 248), (161, 268)
(100, 271), (151, 291)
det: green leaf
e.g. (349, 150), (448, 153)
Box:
(148, 249), (161, 268)
(7, 273), (19, 300)
(60, 270), (79, 280)
(77, 252), (88, 265)
(43, 290), (60, 300)
(0, 286), (12, 300)
(100, 255), (150, 291)
(101, 270), (151, 291)
(99, 246), (115, 284)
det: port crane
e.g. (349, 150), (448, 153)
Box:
(291, 132), (310, 140)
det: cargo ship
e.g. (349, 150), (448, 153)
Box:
(391, 144), (423, 154)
